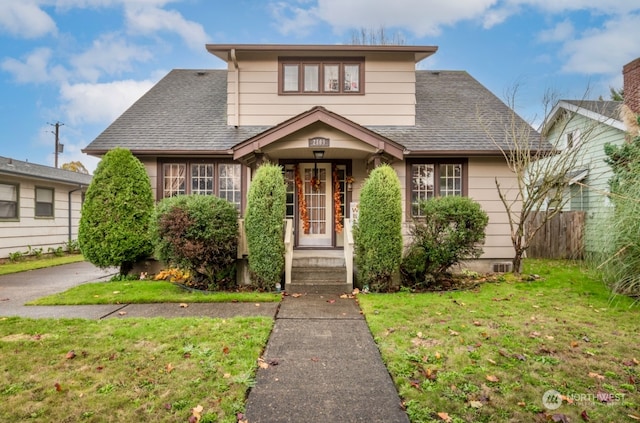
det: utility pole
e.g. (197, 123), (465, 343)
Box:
(50, 121), (64, 168)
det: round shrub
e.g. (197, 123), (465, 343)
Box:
(401, 195), (488, 287)
(244, 163), (286, 290)
(354, 164), (403, 292)
(79, 147), (154, 275)
(151, 195), (239, 291)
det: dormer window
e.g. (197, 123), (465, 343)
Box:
(279, 58), (363, 95)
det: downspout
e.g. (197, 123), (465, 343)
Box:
(68, 186), (84, 244)
(231, 48), (239, 127)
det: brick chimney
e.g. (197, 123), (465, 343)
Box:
(623, 57), (640, 115)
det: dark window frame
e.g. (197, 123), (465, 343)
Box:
(278, 57), (364, 95)
(406, 158), (468, 218)
(0, 182), (19, 221)
(34, 186), (55, 218)
(157, 159), (245, 211)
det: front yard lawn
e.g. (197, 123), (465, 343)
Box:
(27, 280), (281, 305)
(358, 260), (640, 422)
(0, 316), (272, 423)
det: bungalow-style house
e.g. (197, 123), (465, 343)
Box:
(536, 57), (640, 257)
(0, 156), (92, 259)
(83, 44), (537, 289)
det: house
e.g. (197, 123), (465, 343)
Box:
(0, 156), (92, 259)
(83, 44), (538, 288)
(536, 57), (640, 257)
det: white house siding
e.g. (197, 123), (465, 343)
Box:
(0, 176), (85, 259)
(227, 51), (417, 127)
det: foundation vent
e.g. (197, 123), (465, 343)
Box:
(492, 262), (513, 273)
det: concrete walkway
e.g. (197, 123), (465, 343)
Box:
(244, 293), (409, 423)
(0, 262), (409, 422)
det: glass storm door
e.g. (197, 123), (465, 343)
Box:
(299, 163), (332, 246)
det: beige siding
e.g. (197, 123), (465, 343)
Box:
(0, 176), (85, 259)
(467, 157), (518, 260)
(228, 51), (417, 127)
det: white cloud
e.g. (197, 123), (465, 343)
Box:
(560, 14), (640, 75)
(59, 79), (155, 125)
(0, 1), (57, 38)
(124, 5), (208, 51)
(537, 19), (574, 43)
(70, 33), (153, 82)
(271, 0), (499, 38)
(1, 48), (68, 84)
(504, 0), (639, 15)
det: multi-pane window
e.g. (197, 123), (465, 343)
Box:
(161, 161), (242, 209)
(0, 183), (18, 219)
(280, 58), (363, 95)
(410, 161), (466, 217)
(35, 187), (54, 218)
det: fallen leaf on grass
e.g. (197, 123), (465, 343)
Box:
(571, 341), (579, 348)
(66, 350), (76, 359)
(628, 414), (640, 420)
(588, 372), (605, 380)
(473, 321), (482, 326)
(165, 363), (174, 373)
(485, 375), (499, 383)
(54, 382), (63, 392)
(448, 329), (459, 336)
(487, 358), (497, 365)
(468, 400), (483, 408)
(581, 410), (590, 421)
(437, 412), (452, 422)
(551, 413), (570, 422)
(189, 404), (203, 423)
(112, 291), (120, 294)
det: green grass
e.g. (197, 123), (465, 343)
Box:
(0, 254), (86, 275)
(358, 259), (640, 423)
(28, 280), (282, 305)
(0, 316), (272, 422)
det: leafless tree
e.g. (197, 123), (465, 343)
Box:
(350, 26), (406, 45)
(479, 86), (601, 274)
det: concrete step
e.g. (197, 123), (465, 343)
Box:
(285, 283), (352, 295)
(292, 256), (345, 268)
(291, 266), (346, 283)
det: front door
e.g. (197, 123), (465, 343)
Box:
(298, 162), (332, 247)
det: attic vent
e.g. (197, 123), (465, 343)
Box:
(492, 262), (513, 273)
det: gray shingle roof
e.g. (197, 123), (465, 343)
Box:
(0, 156), (92, 186)
(84, 69), (540, 156)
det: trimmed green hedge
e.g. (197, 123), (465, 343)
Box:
(151, 195), (239, 291)
(79, 147), (154, 275)
(244, 163), (286, 290)
(354, 164), (403, 292)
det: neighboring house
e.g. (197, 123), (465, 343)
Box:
(83, 44), (538, 285)
(0, 156), (92, 259)
(537, 57), (640, 257)
(538, 100), (625, 256)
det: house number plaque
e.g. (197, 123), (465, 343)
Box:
(308, 137), (330, 147)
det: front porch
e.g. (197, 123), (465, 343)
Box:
(237, 218), (355, 294)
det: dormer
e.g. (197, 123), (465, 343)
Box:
(205, 44), (437, 127)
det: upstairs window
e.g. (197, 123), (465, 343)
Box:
(279, 58), (363, 95)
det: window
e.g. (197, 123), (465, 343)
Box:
(280, 58), (363, 95)
(564, 129), (581, 150)
(160, 161), (243, 209)
(35, 187), (54, 218)
(0, 183), (18, 219)
(409, 160), (467, 217)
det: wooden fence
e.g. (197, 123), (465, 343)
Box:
(525, 211), (585, 260)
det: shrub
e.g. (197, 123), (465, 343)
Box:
(151, 195), (238, 291)
(244, 163), (286, 291)
(78, 147), (154, 275)
(602, 129), (640, 295)
(400, 196), (488, 288)
(354, 164), (403, 292)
